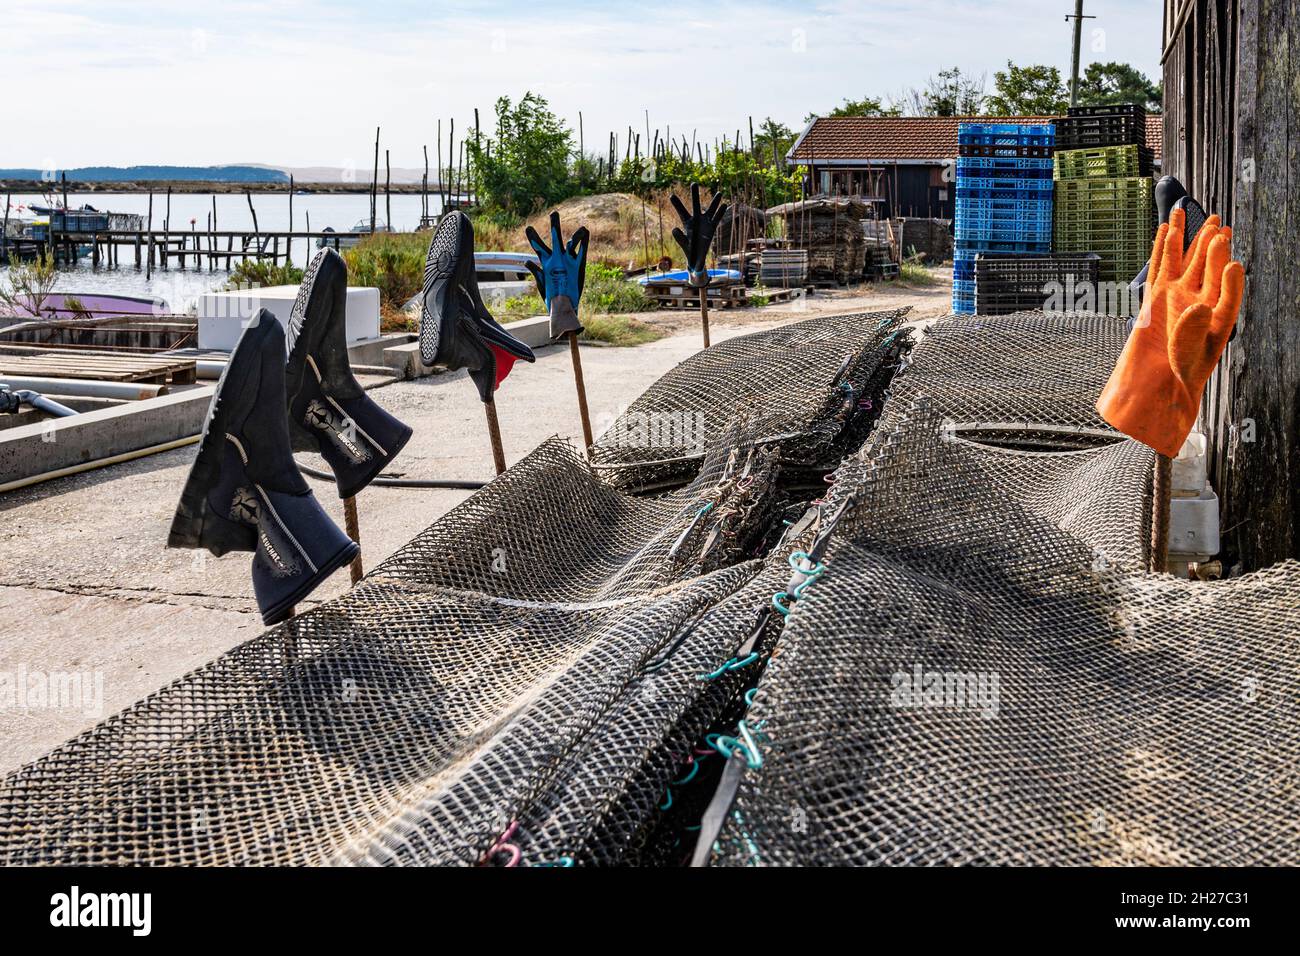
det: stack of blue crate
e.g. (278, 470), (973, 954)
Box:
(953, 123), (1056, 314)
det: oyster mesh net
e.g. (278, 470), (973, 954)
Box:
(589, 309), (912, 489)
(0, 304), (917, 866)
(4, 302), (1297, 868)
(711, 404), (1300, 866)
(882, 310), (1130, 449)
(0, 431), (796, 865)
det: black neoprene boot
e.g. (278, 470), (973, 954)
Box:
(286, 248), (412, 498)
(169, 311), (359, 625)
(419, 211), (535, 373)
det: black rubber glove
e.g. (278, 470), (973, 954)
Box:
(670, 183), (728, 288)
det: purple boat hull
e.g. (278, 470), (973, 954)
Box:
(11, 293), (169, 320)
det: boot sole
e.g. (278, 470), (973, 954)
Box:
(419, 213), (465, 366)
(260, 537), (361, 626)
(285, 248), (337, 451)
(168, 318), (273, 554)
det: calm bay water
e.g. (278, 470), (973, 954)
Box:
(1, 191), (443, 312)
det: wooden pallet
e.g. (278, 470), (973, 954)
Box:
(653, 293), (750, 310)
(0, 349), (196, 384)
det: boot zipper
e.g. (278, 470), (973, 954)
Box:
(227, 433), (319, 574)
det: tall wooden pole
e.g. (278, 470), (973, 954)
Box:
(1151, 454), (1171, 573)
(145, 192), (154, 280)
(371, 126), (380, 233)
(568, 332), (594, 450)
(483, 400), (507, 475)
(698, 285), (711, 348)
(343, 495), (363, 583)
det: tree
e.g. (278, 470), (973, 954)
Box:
(985, 61), (1069, 115)
(805, 95), (901, 124)
(466, 92), (575, 218)
(897, 67), (986, 116)
(754, 117), (797, 164)
(1077, 62), (1162, 112)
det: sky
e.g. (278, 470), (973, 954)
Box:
(2, 0), (1165, 171)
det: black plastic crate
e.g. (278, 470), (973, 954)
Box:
(959, 143), (1054, 158)
(974, 252), (1101, 314)
(1055, 115), (1147, 150)
(1065, 103), (1147, 119)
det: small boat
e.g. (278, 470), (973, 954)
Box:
(638, 268), (743, 286)
(473, 252), (535, 282)
(317, 219), (392, 249)
(3, 292), (171, 320)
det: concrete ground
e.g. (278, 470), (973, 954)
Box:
(0, 277), (950, 774)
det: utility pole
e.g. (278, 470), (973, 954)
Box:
(1065, 0), (1096, 108)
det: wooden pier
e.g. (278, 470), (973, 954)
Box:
(2, 229), (368, 270)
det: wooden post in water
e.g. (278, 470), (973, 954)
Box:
(287, 175), (294, 266)
(210, 195), (218, 270)
(146, 193), (154, 280)
(370, 126), (380, 233)
(423, 144), (430, 222)
(3, 192), (11, 264)
(245, 191), (260, 262)
(384, 150), (391, 231)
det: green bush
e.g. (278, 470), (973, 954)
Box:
(581, 263), (654, 315)
(224, 258), (304, 291)
(342, 233), (427, 307)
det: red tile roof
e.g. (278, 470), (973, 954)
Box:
(790, 113), (1164, 163)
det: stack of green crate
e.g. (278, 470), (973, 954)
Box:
(1053, 144), (1155, 284)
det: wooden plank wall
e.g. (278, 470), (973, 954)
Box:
(1164, 0), (1300, 570)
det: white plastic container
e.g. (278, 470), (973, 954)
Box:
(196, 285), (380, 351)
(1168, 486), (1220, 561)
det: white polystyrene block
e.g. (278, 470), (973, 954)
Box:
(196, 285), (380, 352)
(1172, 432), (1208, 497)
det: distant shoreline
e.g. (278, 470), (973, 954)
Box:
(0, 180), (441, 195)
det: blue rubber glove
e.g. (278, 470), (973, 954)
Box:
(670, 183), (728, 288)
(526, 211), (589, 339)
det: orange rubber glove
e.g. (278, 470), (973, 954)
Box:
(1096, 207), (1245, 458)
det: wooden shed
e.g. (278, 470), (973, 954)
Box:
(1162, 0), (1299, 571)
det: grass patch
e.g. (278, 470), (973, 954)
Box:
(896, 260), (939, 286)
(498, 291), (545, 323)
(580, 313), (664, 346)
(581, 262), (656, 315)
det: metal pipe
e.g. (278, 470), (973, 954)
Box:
(0, 375), (167, 400)
(295, 461), (485, 491)
(0, 435), (199, 494)
(13, 390), (78, 417)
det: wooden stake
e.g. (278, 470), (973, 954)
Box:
(1151, 454), (1172, 573)
(343, 494), (363, 583)
(699, 285), (711, 348)
(568, 331), (593, 450)
(483, 399), (507, 475)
